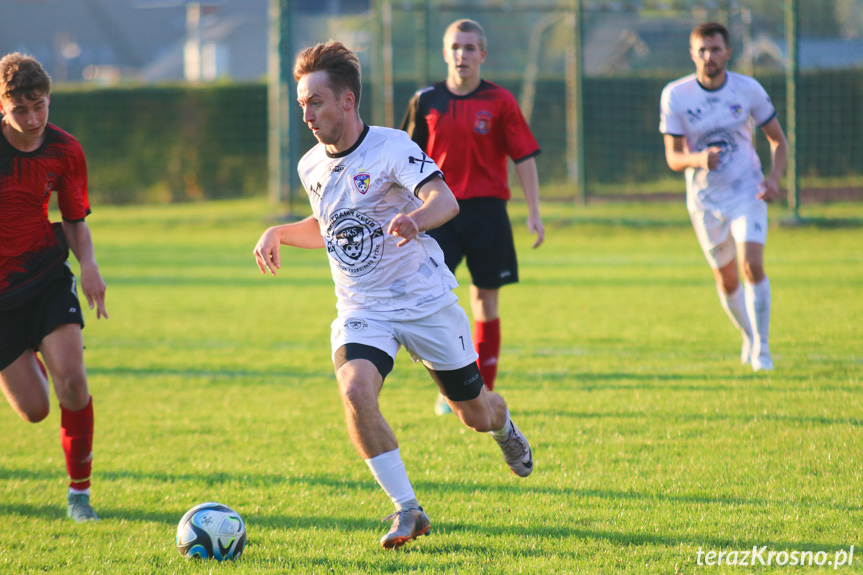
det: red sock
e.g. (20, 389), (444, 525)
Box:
(474, 318), (501, 391)
(61, 396), (94, 490)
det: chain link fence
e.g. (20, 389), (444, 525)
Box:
(7, 0), (861, 210)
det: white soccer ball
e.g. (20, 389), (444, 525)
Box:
(176, 502), (246, 561)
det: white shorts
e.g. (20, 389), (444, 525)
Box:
(689, 198), (768, 269)
(330, 302), (478, 371)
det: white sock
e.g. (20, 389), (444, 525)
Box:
(744, 278), (771, 355)
(490, 408), (512, 439)
(69, 487), (90, 496)
(717, 284), (753, 342)
(365, 449), (417, 510)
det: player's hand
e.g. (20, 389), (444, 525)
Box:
(80, 261), (108, 319)
(700, 147), (721, 170)
(757, 176), (781, 202)
(387, 214), (419, 247)
(528, 214), (545, 248)
(254, 227), (282, 276)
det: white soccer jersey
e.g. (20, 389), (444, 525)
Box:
(298, 125), (458, 314)
(659, 71), (777, 212)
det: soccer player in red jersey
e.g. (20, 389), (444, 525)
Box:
(0, 53), (108, 521)
(401, 19), (545, 414)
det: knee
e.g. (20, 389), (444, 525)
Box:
(53, 371), (89, 408)
(338, 378), (374, 411)
(20, 403), (50, 424)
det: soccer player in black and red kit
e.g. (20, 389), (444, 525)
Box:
(401, 19), (545, 415)
(0, 53), (107, 521)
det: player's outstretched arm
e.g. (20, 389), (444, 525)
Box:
(253, 215), (323, 276)
(62, 220), (108, 319)
(757, 118), (788, 202)
(388, 176), (459, 247)
(514, 157), (545, 248)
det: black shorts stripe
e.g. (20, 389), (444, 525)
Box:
(333, 343), (395, 381)
(426, 362), (485, 402)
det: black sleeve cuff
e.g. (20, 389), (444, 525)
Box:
(413, 170), (445, 197)
(513, 149), (541, 164)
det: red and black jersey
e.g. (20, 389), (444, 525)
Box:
(401, 80), (540, 201)
(0, 123), (90, 309)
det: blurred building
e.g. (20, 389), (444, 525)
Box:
(1, 0), (374, 84)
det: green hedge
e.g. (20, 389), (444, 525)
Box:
(51, 83), (269, 204)
(50, 72), (863, 204)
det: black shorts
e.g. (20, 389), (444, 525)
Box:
(0, 268), (84, 371)
(427, 197), (518, 290)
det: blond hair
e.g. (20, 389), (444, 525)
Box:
(444, 19), (487, 51)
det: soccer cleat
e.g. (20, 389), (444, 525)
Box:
(434, 394), (452, 416)
(379, 507), (430, 549)
(752, 352), (774, 372)
(492, 421), (533, 477)
(751, 341), (773, 372)
(67, 493), (99, 522)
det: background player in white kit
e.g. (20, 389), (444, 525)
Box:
(253, 41), (533, 550)
(659, 22), (787, 371)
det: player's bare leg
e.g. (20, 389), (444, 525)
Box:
(713, 259), (754, 364)
(444, 386), (533, 477)
(41, 324), (98, 521)
(0, 351), (51, 423)
(42, 324), (90, 411)
(740, 241), (772, 371)
(336, 359), (428, 548)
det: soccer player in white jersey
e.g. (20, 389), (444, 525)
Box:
(253, 41), (533, 550)
(659, 22), (787, 371)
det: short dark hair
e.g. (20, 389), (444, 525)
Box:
(691, 22), (730, 48)
(293, 41), (362, 111)
(0, 52), (52, 102)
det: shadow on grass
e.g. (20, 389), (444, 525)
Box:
(87, 365), (323, 381)
(544, 216), (691, 229)
(5, 498), (849, 565)
(105, 276), (333, 287)
(779, 216), (863, 229)
(516, 369), (861, 393)
(3, 467), (858, 518)
(518, 408), (863, 428)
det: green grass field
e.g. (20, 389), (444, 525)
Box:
(2, 197), (861, 574)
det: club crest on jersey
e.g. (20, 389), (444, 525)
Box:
(44, 172), (59, 197)
(695, 128), (738, 172)
(730, 103), (743, 118)
(474, 111), (492, 135)
(326, 208), (385, 276)
(352, 172), (371, 194)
